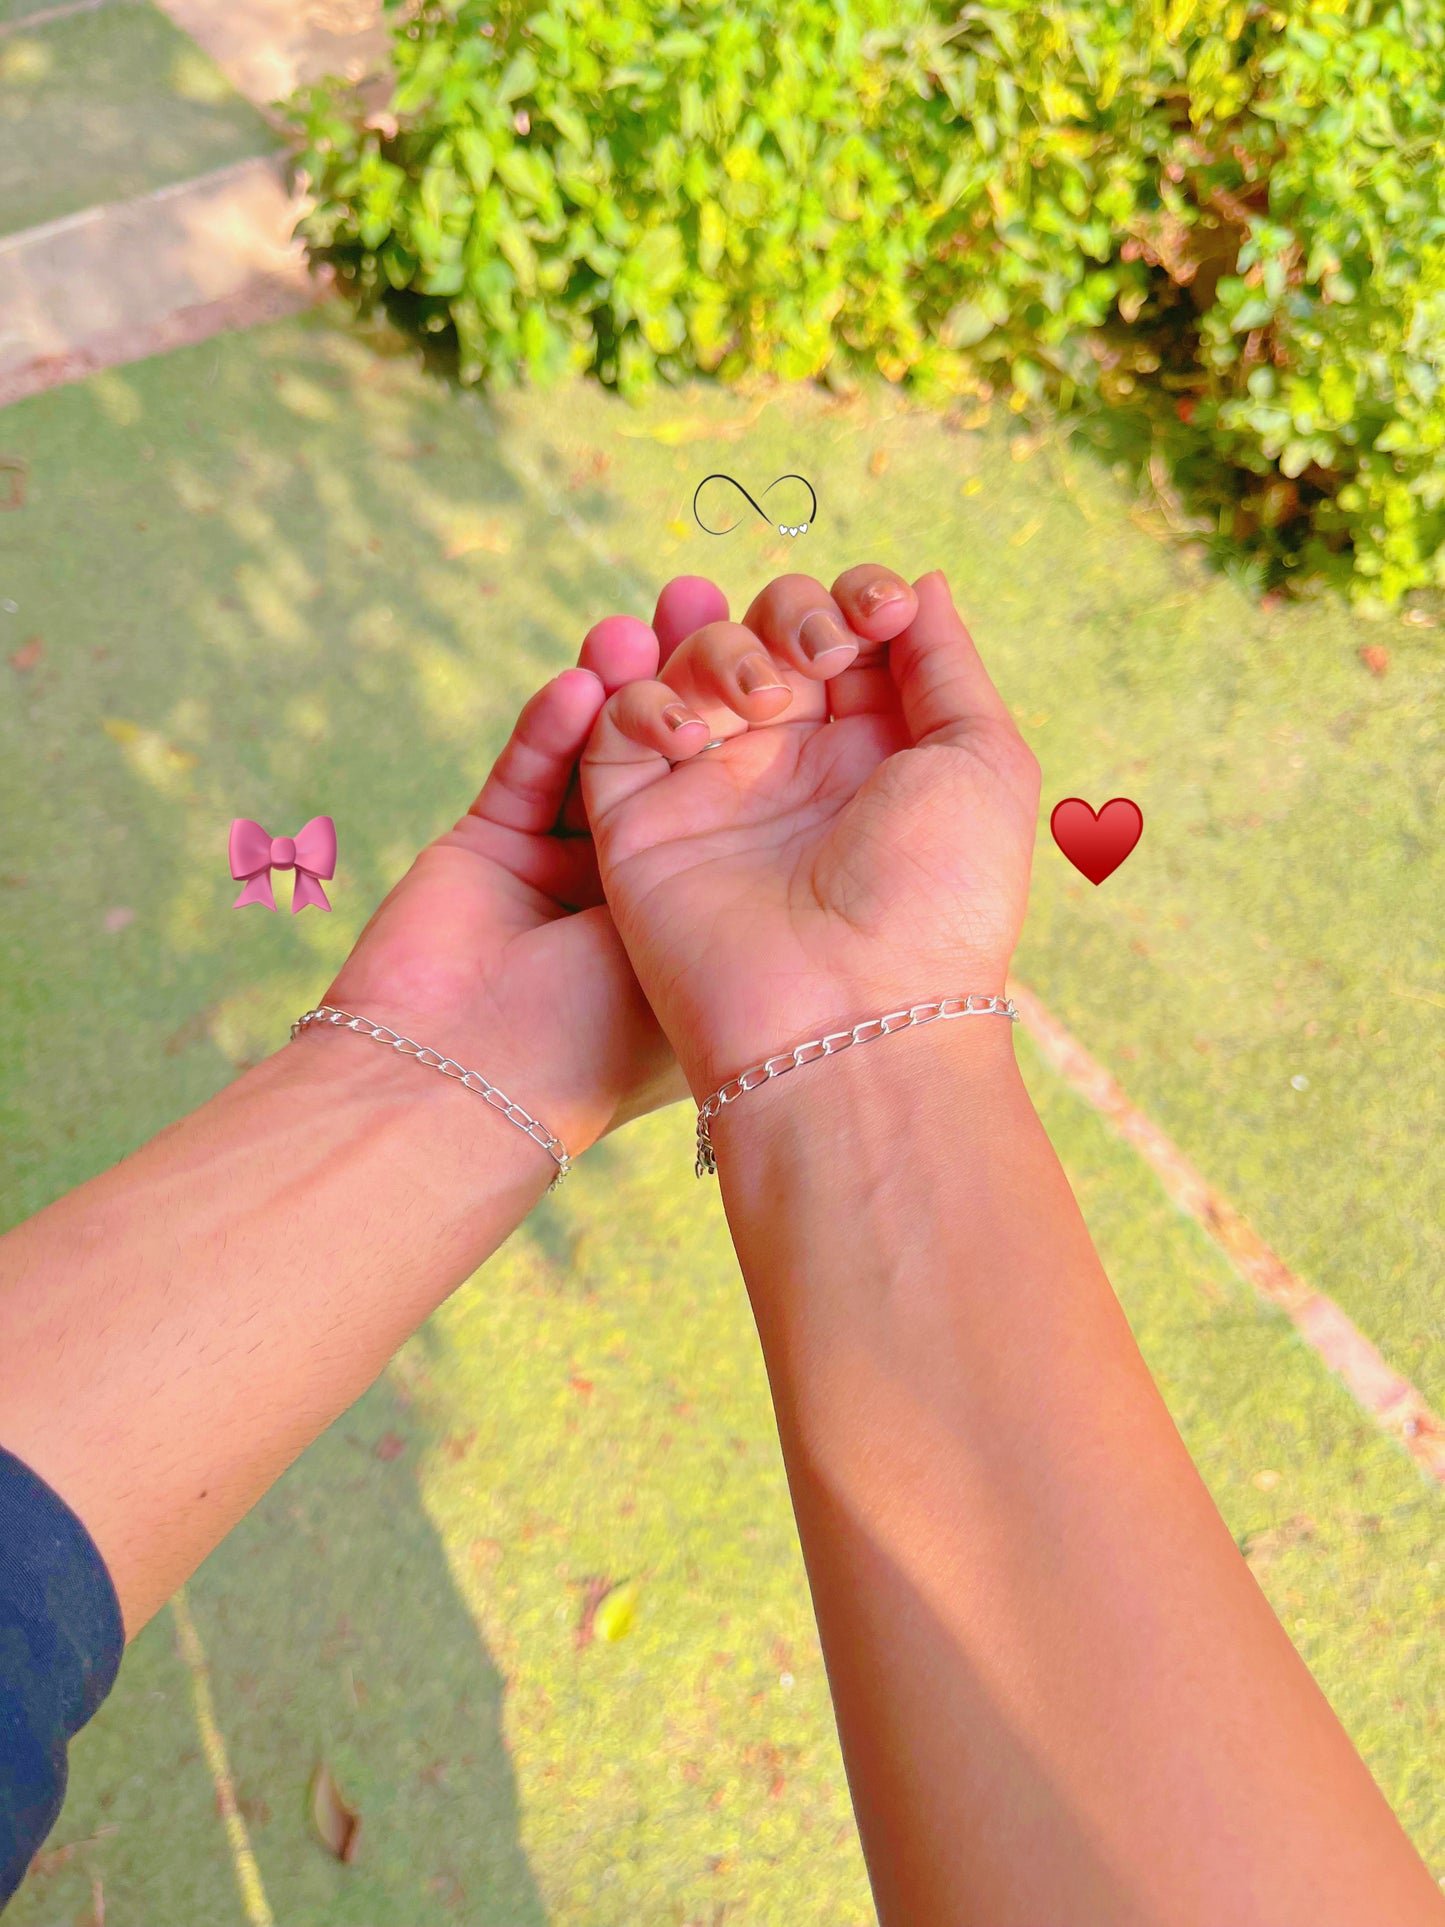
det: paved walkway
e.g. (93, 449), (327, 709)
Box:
(0, 0), (384, 401)
(155, 0), (386, 107)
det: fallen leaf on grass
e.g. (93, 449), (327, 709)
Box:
(1239, 1515), (1315, 1570)
(101, 717), (199, 778)
(617, 398), (769, 445)
(25, 1825), (119, 1878)
(309, 1761), (361, 1863)
(575, 1575), (613, 1649)
(1359, 644), (1389, 678)
(442, 516), (511, 559)
(164, 1009), (216, 1055)
(373, 1431), (406, 1461)
(8, 637), (42, 672)
(594, 1578), (641, 1644)
(0, 458), (25, 511)
(102, 908), (135, 933)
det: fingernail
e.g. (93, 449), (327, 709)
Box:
(799, 612), (859, 667)
(856, 576), (910, 616)
(662, 702), (706, 732)
(737, 652), (788, 696)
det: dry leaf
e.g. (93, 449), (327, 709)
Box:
(0, 458), (25, 511)
(8, 637), (42, 672)
(101, 717), (200, 778)
(869, 448), (890, 477)
(1240, 1514), (1315, 1570)
(164, 1009), (216, 1055)
(103, 908), (135, 933)
(373, 1431), (406, 1461)
(442, 517), (511, 559)
(25, 1826), (118, 1878)
(309, 1761), (361, 1863)
(593, 1578), (641, 1644)
(618, 416), (715, 445)
(1359, 644), (1389, 678)
(617, 398), (768, 445)
(575, 1575), (612, 1650)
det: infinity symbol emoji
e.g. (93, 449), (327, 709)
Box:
(693, 473), (818, 538)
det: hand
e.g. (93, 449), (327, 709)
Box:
(320, 577), (738, 1154)
(580, 568), (1041, 1097)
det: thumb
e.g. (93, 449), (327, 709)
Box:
(890, 571), (1015, 749)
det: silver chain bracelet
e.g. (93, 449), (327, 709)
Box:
(291, 1005), (572, 1189)
(694, 994), (1019, 1178)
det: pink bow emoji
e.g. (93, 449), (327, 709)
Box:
(229, 816), (336, 912)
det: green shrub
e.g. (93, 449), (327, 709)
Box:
(289, 0), (1445, 603)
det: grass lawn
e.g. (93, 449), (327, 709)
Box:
(0, 0), (274, 236)
(1, 310), (1441, 1921)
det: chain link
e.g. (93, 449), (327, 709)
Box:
(291, 1006), (572, 1189)
(694, 995), (1019, 1178)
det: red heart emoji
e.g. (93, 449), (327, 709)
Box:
(1050, 797), (1144, 885)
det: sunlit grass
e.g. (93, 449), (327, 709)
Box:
(1, 310), (1440, 1923)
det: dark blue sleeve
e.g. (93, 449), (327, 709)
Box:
(0, 1446), (124, 1912)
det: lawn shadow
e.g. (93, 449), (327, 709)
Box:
(0, 306), (668, 1921)
(184, 1368), (551, 1926)
(0, 305), (648, 1197)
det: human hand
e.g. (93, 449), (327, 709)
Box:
(580, 568), (1040, 1098)
(319, 577), (739, 1155)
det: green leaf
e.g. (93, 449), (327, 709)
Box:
(455, 125), (493, 191)
(940, 299), (996, 349)
(544, 101), (589, 151)
(496, 146), (554, 208)
(495, 50), (538, 104)
(1230, 297), (1275, 332)
(624, 224), (686, 294)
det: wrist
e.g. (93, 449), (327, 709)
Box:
(290, 992), (604, 1169)
(264, 1017), (562, 1214)
(709, 1005), (1023, 1196)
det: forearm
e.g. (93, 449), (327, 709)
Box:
(0, 1031), (554, 1639)
(715, 1018), (1441, 1926)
